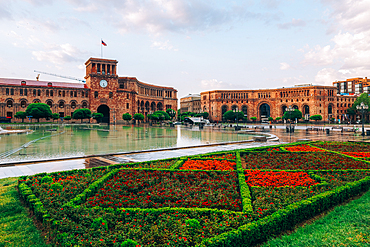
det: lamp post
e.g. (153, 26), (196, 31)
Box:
(233, 107), (240, 131)
(286, 106), (295, 142)
(356, 102), (368, 136)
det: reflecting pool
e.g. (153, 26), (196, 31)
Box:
(0, 125), (255, 164)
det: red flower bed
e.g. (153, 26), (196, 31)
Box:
(84, 169), (242, 211)
(180, 159), (236, 170)
(342, 152), (370, 158)
(285, 145), (325, 152)
(313, 141), (370, 152)
(245, 170), (319, 187)
(241, 152), (370, 170)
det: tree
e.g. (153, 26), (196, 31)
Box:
(14, 111), (27, 123)
(25, 103), (52, 122)
(92, 113), (104, 123)
(346, 93), (370, 122)
(133, 113), (144, 123)
(250, 117), (257, 123)
(122, 113), (132, 124)
(72, 108), (92, 123)
(202, 112), (209, 118)
(268, 117), (274, 122)
(283, 109), (302, 121)
(166, 109), (176, 120)
(310, 114), (322, 122)
(154, 111), (170, 121)
(64, 115), (71, 121)
(223, 110), (244, 122)
(275, 117), (282, 122)
(52, 113), (59, 122)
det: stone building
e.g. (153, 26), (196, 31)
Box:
(0, 57), (178, 123)
(201, 84), (358, 123)
(180, 94), (201, 113)
(333, 77), (370, 95)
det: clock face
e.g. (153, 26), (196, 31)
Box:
(99, 79), (108, 88)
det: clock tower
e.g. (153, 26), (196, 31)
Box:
(85, 57), (119, 123)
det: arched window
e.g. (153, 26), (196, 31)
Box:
(47, 101), (52, 108)
(59, 101), (64, 108)
(6, 100), (13, 108)
(21, 100), (27, 108)
(328, 105), (333, 114)
(71, 102), (76, 109)
(221, 105), (228, 115)
(82, 102), (88, 108)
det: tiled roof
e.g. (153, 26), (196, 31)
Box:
(0, 78), (87, 89)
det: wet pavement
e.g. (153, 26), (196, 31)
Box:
(1, 123), (369, 179)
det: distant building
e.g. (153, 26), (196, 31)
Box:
(333, 77), (370, 95)
(201, 84), (362, 123)
(180, 93), (201, 113)
(0, 57), (178, 123)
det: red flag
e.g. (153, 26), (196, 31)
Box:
(101, 40), (107, 46)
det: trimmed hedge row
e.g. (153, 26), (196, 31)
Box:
(235, 152), (253, 213)
(199, 175), (370, 246)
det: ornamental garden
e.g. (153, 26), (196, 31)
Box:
(18, 141), (370, 246)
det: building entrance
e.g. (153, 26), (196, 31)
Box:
(259, 103), (270, 122)
(97, 104), (110, 123)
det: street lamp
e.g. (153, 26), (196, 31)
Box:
(356, 102), (368, 136)
(286, 106), (295, 142)
(233, 107), (241, 131)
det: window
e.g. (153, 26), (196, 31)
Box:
(126, 103), (129, 109)
(10, 88), (14, 95)
(50, 90), (53, 96)
(59, 90), (61, 97)
(109, 92), (113, 98)
(82, 102), (88, 108)
(33, 89), (36, 96)
(82, 91), (85, 97)
(74, 91), (77, 97)
(70, 91), (73, 97)
(127, 93), (129, 99)
(71, 102), (76, 109)
(21, 101), (27, 108)
(38, 89), (41, 96)
(94, 91), (98, 98)
(85, 91), (88, 97)
(59, 112), (64, 118)
(59, 101), (64, 108)
(21, 81), (26, 86)
(47, 101), (52, 108)
(24, 89), (27, 96)
(6, 88), (9, 95)
(62, 91), (65, 97)
(46, 90), (49, 97)
(6, 112), (12, 118)
(6, 100), (13, 108)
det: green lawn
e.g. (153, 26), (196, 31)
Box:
(261, 190), (370, 246)
(0, 177), (49, 247)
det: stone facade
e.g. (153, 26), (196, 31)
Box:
(201, 85), (358, 123)
(0, 57), (178, 123)
(180, 94), (201, 113)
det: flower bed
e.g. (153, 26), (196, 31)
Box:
(84, 169), (242, 211)
(180, 159), (236, 170)
(17, 141), (370, 247)
(342, 152), (370, 159)
(284, 144), (325, 152)
(312, 141), (370, 152)
(241, 152), (370, 170)
(245, 170), (319, 187)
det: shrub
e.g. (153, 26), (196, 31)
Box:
(91, 217), (108, 231)
(186, 218), (201, 229)
(41, 176), (53, 184)
(51, 183), (63, 191)
(121, 239), (138, 247)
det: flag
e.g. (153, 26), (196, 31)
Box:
(101, 40), (107, 46)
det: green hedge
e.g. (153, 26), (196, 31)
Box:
(236, 152), (253, 213)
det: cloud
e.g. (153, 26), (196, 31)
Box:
(200, 79), (242, 90)
(151, 40), (178, 51)
(279, 62), (290, 70)
(70, 0), (255, 34)
(0, 1), (13, 20)
(277, 18), (306, 29)
(32, 43), (86, 65)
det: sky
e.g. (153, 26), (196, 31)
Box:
(1, 0), (370, 98)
